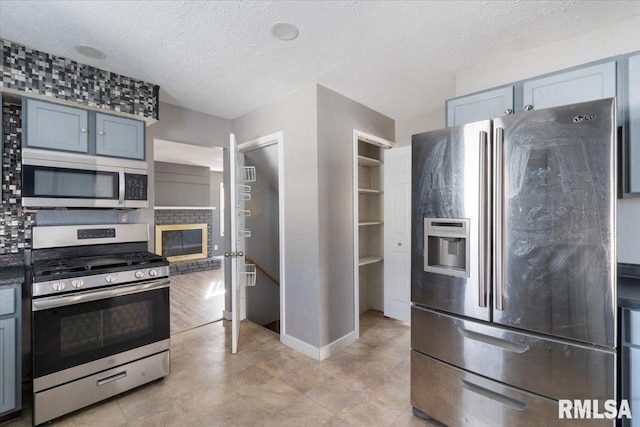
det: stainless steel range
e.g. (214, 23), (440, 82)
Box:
(30, 224), (170, 426)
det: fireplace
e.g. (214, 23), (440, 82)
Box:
(155, 224), (208, 262)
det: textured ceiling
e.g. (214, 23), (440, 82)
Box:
(1, 1), (639, 120)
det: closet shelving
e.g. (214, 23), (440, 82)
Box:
(356, 140), (385, 312)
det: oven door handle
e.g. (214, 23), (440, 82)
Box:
(32, 279), (170, 311)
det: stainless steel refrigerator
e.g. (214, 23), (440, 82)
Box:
(410, 98), (617, 427)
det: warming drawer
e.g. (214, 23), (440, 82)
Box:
(411, 306), (615, 402)
(411, 351), (613, 427)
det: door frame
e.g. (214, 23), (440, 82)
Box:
(352, 129), (394, 337)
(237, 131), (286, 337)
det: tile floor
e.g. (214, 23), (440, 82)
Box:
(5, 311), (441, 427)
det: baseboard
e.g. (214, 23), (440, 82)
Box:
(222, 310), (232, 321)
(280, 333), (320, 360)
(319, 330), (358, 361)
(280, 330), (359, 361)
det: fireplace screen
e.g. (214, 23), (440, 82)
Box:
(155, 224), (208, 261)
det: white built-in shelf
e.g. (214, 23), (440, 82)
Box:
(359, 256), (383, 266)
(358, 188), (383, 194)
(358, 155), (383, 167)
(359, 221), (383, 226)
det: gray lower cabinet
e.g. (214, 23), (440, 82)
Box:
(0, 284), (21, 417)
(446, 86), (514, 127)
(627, 53), (640, 195)
(25, 99), (89, 152)
(623, 308), (640, 427)
(95, 113), (145, 160)
(522, 61), (616, 111)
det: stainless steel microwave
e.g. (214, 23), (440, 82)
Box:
(22, 148), (148, 208)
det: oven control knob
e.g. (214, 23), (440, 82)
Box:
(135, 270), (145, 279)
(72, 279), (84, 288)
(149, 269), (158, 277)
(105, 274), (117, 283)
(52, 281), (66, 291)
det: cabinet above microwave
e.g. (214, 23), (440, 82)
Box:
(23, 98), (145, 160)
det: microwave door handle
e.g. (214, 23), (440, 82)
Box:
(118, 170), (125, 205)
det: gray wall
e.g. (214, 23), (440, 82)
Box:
(232, 83), (321, 347)
(245, 145), (280, 325)
(154, 161), (211, 207)
(316, 85), (395, 347)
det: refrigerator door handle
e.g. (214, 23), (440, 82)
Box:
(494, 127), (504, 311)
(479, 131), (489, 308)
(458, 328), (529, 353)
(458, 379), (528, 411)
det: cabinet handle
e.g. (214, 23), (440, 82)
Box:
(524, 104), (533, 111)
(397, 242), (402, 246)
(504, 109), (513, 115)
(80, 128), (87, 133)
(98, 130), (105, 136)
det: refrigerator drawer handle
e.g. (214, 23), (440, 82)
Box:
(458, 379), (528, 411)
(458, 328), (529, 353)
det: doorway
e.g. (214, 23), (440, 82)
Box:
(232, 132), (285, 345)
(243, 143), (281, 332)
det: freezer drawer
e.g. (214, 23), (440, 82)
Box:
(412, 306), (615, 401)
(411, 351), (613, 427)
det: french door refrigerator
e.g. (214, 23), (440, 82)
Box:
(410, 98), (617, 427)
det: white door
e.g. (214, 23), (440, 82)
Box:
(228, 134), (250, 354)
(383, 145), (411, 323)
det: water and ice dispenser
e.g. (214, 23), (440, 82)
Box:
(424, 218), (470, 278)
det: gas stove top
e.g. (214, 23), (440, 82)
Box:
(33, 252), (165, 278)
(31, 224), (170, 297)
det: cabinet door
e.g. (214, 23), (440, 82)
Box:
(446, 87), (514, 127)
(630, 346), (640, 427)
(627, 53), (640, 195)
(25, 99), (89, 152)
(0, 317), (16, 415)
(95, 113), (145, 160)
(523, 61), (616, 110)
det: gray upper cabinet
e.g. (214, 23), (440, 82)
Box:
(95, 113), (145, 160)
(446, 87), (514, 127)
(522, 61), (616, 111)
(627, 53), (640, 195)
(25, 99), (89, 152)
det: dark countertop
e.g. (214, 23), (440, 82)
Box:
(0, 253), (25, 286)
(618, 263), (640, 310)
(619, 276), (640, 310)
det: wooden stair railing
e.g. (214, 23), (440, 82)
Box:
(245, 256), (280, 287)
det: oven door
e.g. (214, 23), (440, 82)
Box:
(32, 279), (170, 379)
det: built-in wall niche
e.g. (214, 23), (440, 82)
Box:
(155, 223), (207, 262)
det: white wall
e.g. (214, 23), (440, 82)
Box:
(456, 15), (640, 96)
(394, 107), (447, 147)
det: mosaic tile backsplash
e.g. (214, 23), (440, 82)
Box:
(1, 102), (33, 254)
(1, 39), (159, 120)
